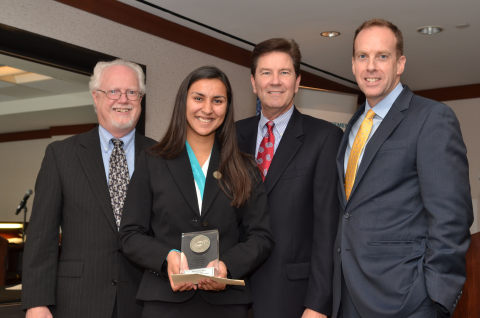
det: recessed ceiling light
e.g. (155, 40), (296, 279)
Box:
(0, 223), (23, 229)
(320, 31), (340, 38)
(455, 23), (470, 29)
(417, 26), (443, 35)
(0, 66), (24, 76)
(0, 65), (52, 84)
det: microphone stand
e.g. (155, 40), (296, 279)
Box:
(21, 205), (28, 244)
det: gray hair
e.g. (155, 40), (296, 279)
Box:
(89, 59), (146, 93)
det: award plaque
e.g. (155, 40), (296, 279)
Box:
(180, 229), (219, 276)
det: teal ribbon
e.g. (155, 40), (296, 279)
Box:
(186, 141), (206, 199)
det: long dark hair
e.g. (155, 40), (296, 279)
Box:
(151, 66), (254, 207)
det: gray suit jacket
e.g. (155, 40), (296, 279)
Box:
(22, 127), (155, 318)
(332, 86), (473, 318)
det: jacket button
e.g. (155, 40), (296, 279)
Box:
(191, 218), (199, 223)
(337, 248), (341, 253)
(344, 213), (351, 219)
(149, 270), (160, 277)
(111, 279), (119, 286)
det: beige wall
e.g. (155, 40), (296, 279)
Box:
(0, 0), (256, 222)
(0, 137), (67, 222)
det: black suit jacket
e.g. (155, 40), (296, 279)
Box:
(22, 127), (155, 318)
(332, 86), (473, 317)
(119, 143), (273, 306)
(236, 107), (343, 317)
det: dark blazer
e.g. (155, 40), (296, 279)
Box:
(236, 107), (343, 317)
(332, 86), (473, 318)
(119, 143), (273, 306)
(22, 127), (155, 318)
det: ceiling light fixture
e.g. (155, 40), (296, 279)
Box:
(0, 65), (52, 84)
(455, 23), (470, 29)
(0, 223), (23, 229)
(417, 26), (443, 35)
(0, 66), (24, 76)
(320, 31), (340, 38)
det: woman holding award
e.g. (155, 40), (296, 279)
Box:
(120, 66), (273, 317)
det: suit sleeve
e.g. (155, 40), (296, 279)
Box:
(120, 151), (170, 273)
(221, 168), (274, 279)
(22, 144), (62, 310)
(304, 126), (343, 315)
(417, 103), (473, 313)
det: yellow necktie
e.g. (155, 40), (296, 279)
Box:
(345, 109), (375, 200)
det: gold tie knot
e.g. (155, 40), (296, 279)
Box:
(366, 109), (375, 120)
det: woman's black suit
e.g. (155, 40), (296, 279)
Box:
(120, 143), (273, 315)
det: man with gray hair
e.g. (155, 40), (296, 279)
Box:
(22, 59), (155, 318)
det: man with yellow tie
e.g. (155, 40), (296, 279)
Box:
(332, 19), (473, 318)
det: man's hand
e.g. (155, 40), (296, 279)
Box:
(197, 260), (227, 291)
(26, 306), (53, 318)
(301, 308), (327, 318)
(167, 250), (196, 292)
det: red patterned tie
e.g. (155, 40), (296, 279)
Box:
(257, 121), (275, 180)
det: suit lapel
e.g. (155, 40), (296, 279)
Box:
(349, 87), (414, 201)
(165, 149), (200, 216)
(201, 142), (221, 217)
(134, 133), (149, 160)
(264, 108), (303, 194)
(77, 128), (118, 233)
(337, 108), (363, 205)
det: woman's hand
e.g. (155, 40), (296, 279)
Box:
(167, 250), (196, 292)
(197, 260), (227, 291)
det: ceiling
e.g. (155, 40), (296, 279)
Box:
(2, 0), (478, 135)
(0, 54), (95, 134)
(119, 0), (480, 91)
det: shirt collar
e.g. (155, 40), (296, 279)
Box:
(365, 82), (403, 119)
(259, 105), (294, 134)
(99, 125), (136, 153)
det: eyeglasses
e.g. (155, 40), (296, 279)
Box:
(96, 89), (143, 101)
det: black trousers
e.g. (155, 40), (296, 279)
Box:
(112, 297), (117, 318)
(142, 293), (248, 318)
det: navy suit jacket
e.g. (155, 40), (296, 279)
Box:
(236, 107), (343, 317)
(332, 86), (473, 317)
(22, 127), (155, 318)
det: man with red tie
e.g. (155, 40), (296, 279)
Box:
(236, 38), (343, 318)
